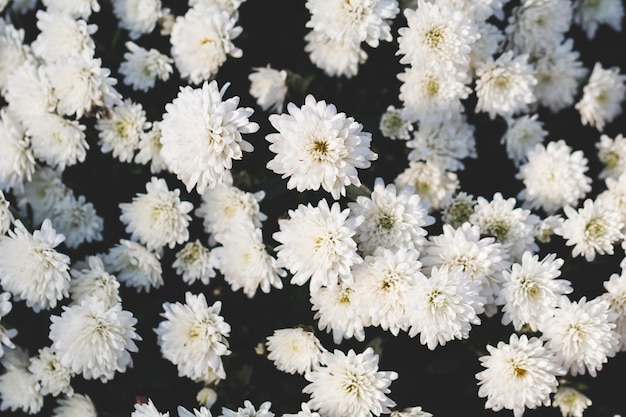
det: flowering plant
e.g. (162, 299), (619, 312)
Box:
(0, 1), (625, 417)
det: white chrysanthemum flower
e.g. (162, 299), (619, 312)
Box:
(304, 30), (367, 78)
(597, 174), (626, 232)
(170, 5), (242, 84)
(406, 112), (476, 171)
(0, 366), (43, 414)
(221, 400), (273, 417)
(213, 224), (285, 298)
(274, 199), (362, 293)
(283, 403), (322, 417)
(501, 114), (547, 167)
(394, 160), (459, 211)
(0, 294), (17, 359)
(352, 247), (424, 335)
(397, 0), (479, 74)
(305, 0), (399, 48)
(534, 214), (564, 244)
(134, 121), (168, 173)
(505, 0), (572, 55)
(0, 108), (35, 191)
(0, 219), (70, 312)
(111, 0), (162, 39)
(348, 177), (434, 254)
(553, 387), (592, 417)
(189, 0), (246, 13)
(390, 406), (432, 417)
(0, 21), (30, 92)
(421, 222), (510, 311)
(119, 41), (173, 92)
(45, 55), (121, 118)
(434, 0), (507, 20)
(379, 105), (413, 140)
(195, 172), (266, 240)
(173, 240), (216, 285)
(50, 194), (104, 249)
(469, 21), (504, 75)
(31, 10), (96, 63)
(303, 348), (397, 417)
(575, 63), (626, 131)
(555, 198), (624, 262)
(96, 98), (150, 163)
(155, 292), (231, 383)
(120, 177), (193, 251)
(248, 65), (288, 112)
(498, 251), (572, 331)
(601, 272), (626, 351)
(28, 346), (73, 397)
(0, 190), (12, 235)
(440, 191), (476, 227)
(52, 393), (97, 417)
(49, 295), (141, 382)
(532, 38), (588, 113)
(160, 80), (258, 194)
(517, 140), (591, 214)
(406, 266), (485, 349)
(104, 239), (163, 292)
(475, 51), (537, 119)
(597, 133), (626, 180)
(70, 255), (121, 308)
(179, 404), (212, 417)
(132, 399), (168, 417)
(476, 333), (564, 417)
(266, 94), (377, 199)
(42, 0), (100, 18)
(4, 59), (56, 125)
(573, 0), (623, 38)
(265, 328), (324, 375)
(27, 112), (88, 170)
(14, 165), (70, 226)
(397, 64), (470, 124)
(311, 282), (366, 343)
(540, 296), (619, 377)
(469, 192), (540, 261)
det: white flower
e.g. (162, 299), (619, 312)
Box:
(498, 251), (572, 331)
(573, 0), (623, 38)
(172, 240), (217, 285)
(134, 121), (169, 173)
(501, 114), (547, 167)
(220, 400), (273, 417)
(601, 272), (626, 351)
(378, 105), (413, 140)
(351, 247), (424, 335)
(476, 333), (564, 417)
(104, 239), (163, 292)
(31, 10), (96, 63)
(273, 199), (362, 293)
(132, 399), (168, 417)
(0, 21), (30, 91)
(394, 160), (459, 211)
(52, 393), (97, 417)
(304, 30), (367, 78)
(49, 194), (104, 249)
(555, 198), (624, 262)
(155, 292), (231, 383)
(390, 406), (432, 417)
(42, 0), (100, 18)
(14, 165), (70, 226)
(517, 140), (591, 214)
(397, 0), (479, 74)
(283, 403), (321, 417)
(189, 0), (246, 14)
(4, 59), (56, 126)
(0, 190), (11, 236)
(266, 94), (377, 199)
(0, 108), (35, 191)
(475, 51), (537, 119)
(305, 0), (399, 48)
(265, 328), (325, 375)
(0, 316), (16, 360)
(96, 98), (150, 163)
(406, 266), (485, 349)
(196, 388), (218, 410)
(469, 21), (504, 75)
(0, 367), (43, 414)
(119, 41), (173, 92)
(120, 176), (193, 251)
(303, 348), (397, 417)
(170, 5), (242, 84)
(179, 405), (212, 417)
(28, 346), (73, 396)
(111, 0), (162, 39)
(597, 133), (626, 180)
(27, 112), (89, 170)
(70, 255), (121, 308)
(0, 219), (70, 312)
(348, 177), (434, 254)
(575, 63), (626, 131)
(160, 80), (258, 194)
(310, 282), (367, 343)
(248, 65), (288, 112)
(553, 387), (592, 417)
(539, 296), (619, 377)
(440, 191), (476, 227)
(49, 296), (141, 382)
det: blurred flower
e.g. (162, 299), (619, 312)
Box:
(119, 41), (173, 92)
(575, 63), (626, 131)
(265, 328), (324, 375)
(172, 240), (216, 286)
(28, 346), (73, 396)
(379, 105), (413, 140)
(221, 400), (273, 417)
(70, 255), (121, 308)
(248, 65), (288, 112)
(553, 386), (592, 417)
(31, 10), (96, 63)
(104, 239), (163, 292)
(52, 393), (98, 417)
(573, 0), (623, 38)
(111, 0), (162, 40)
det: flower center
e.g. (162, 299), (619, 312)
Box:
(585, 217), (607, 240)
(425, 25), (445, 49)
